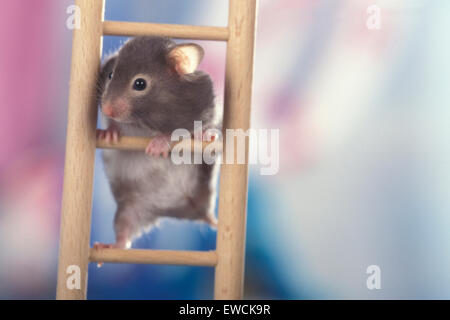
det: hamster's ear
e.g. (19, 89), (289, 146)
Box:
(100, 55), (117, 81)
(167, 43), (204, 75)
(97, 54), (117, 104)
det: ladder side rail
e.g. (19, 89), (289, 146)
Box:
(214, 0), (258, 299)
(56, 0), (105, 300)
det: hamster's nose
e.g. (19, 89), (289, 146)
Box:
(102, 104), (115, 117)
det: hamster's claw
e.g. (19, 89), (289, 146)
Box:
(96, 127), (120, 144)
(145, 135), (171, 158)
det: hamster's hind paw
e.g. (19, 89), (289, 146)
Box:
(93, 242), (113, 268)
(93, 241), (126, 268)
(145, 134), (171, 158)
(93, 242), (115, 250)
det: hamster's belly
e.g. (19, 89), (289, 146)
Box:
(102, 150), (200, 211)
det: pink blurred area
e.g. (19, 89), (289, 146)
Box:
(1, 1), (59, 163)
(0, 0), (71, 298)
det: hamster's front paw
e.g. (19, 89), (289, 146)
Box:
(145, 134), (171, 158)
(96, 126), (120, 144)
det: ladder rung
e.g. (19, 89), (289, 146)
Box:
(96, 135), (222, 152)
(89, 248), (218, 266)
(103, 21), (229, 41)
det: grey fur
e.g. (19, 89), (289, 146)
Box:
(97, 36), (220, 248)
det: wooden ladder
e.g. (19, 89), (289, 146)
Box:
(56, 0), (257, 300)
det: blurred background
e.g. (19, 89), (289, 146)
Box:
(1, 0), (450, 299)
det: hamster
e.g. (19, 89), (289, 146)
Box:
(95, 36), (220, 250)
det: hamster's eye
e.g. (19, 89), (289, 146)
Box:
(133, 78), (147, 91)
(108, 72), (113, 80)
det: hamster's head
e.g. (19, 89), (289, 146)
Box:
(99, 36), (215, 133)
